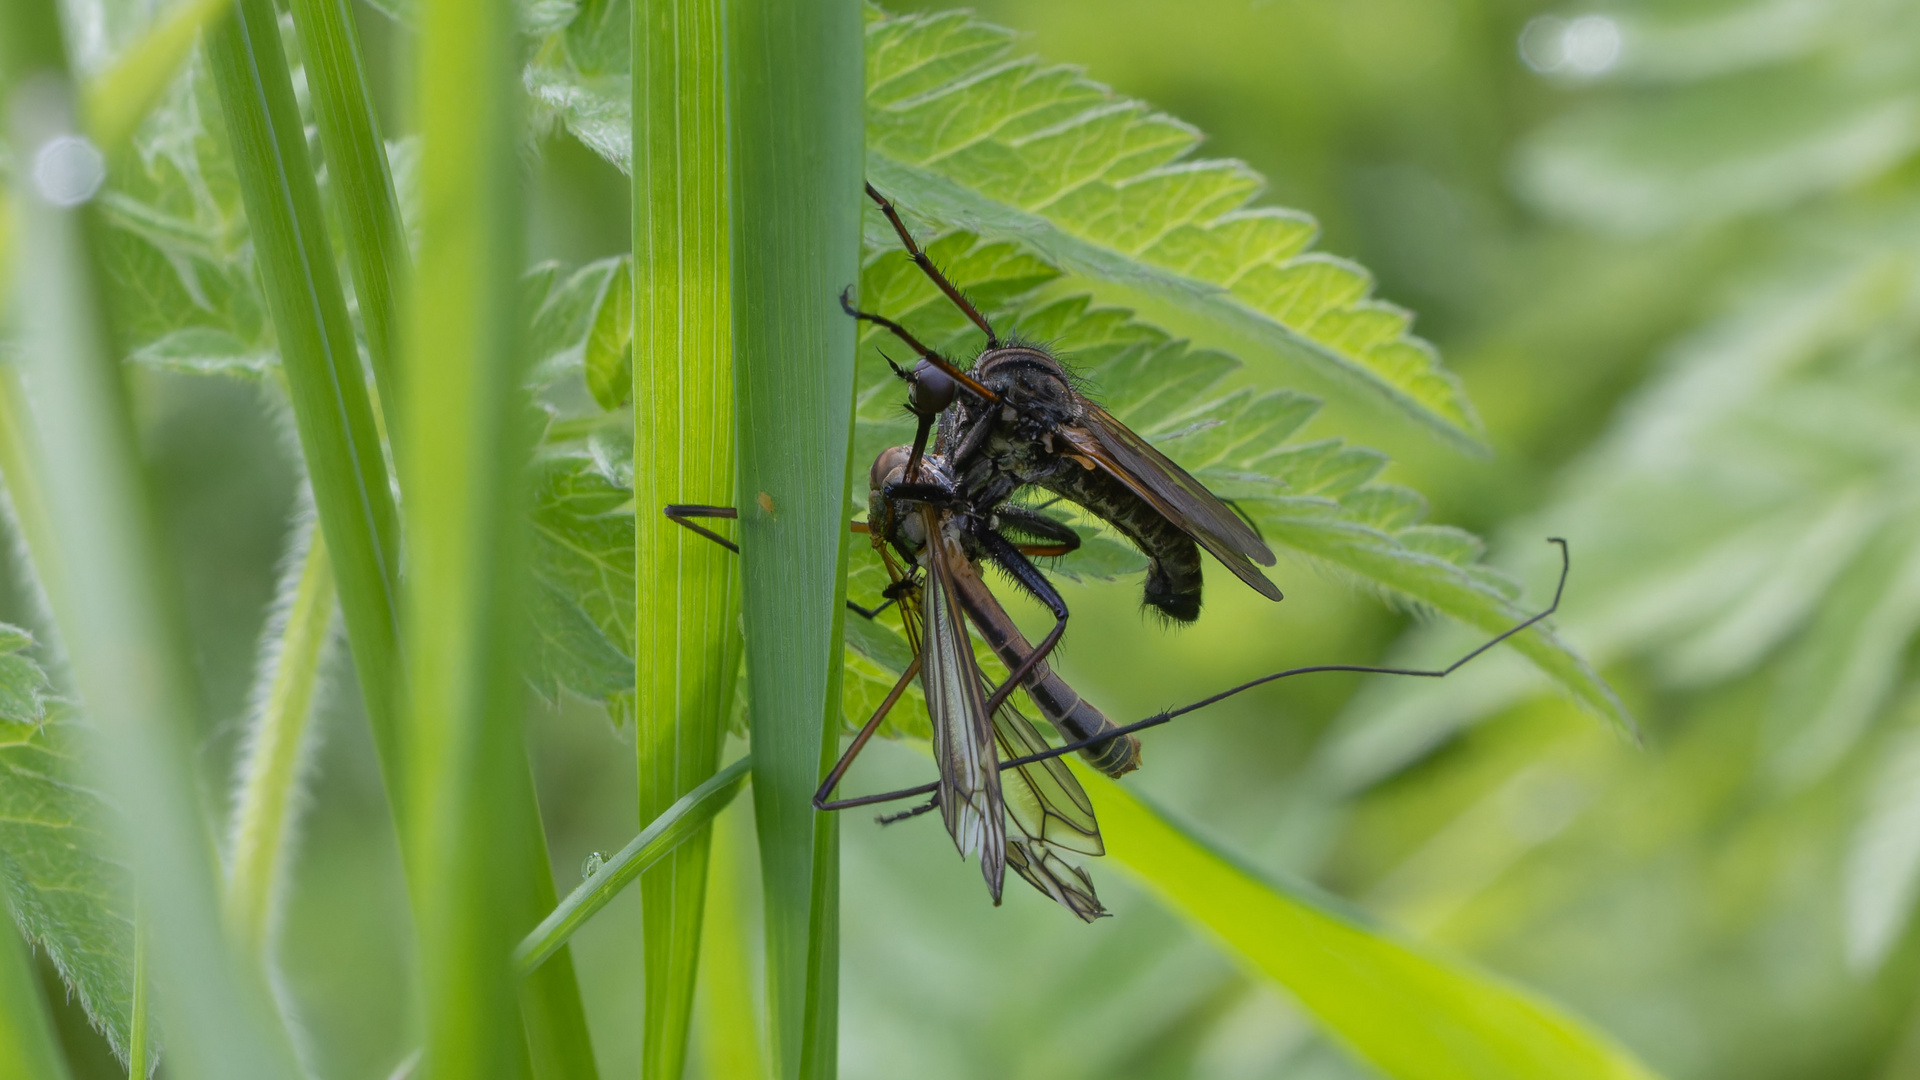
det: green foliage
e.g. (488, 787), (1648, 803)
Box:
(0, 627), (134, 1060)
(1087, 770), (1657, 1080)
(528, 4), (1482, 447)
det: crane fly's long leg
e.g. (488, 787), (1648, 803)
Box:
(663, 503), (739, 553)
(813, 655), (924, 812)
(661, 504), (894, 618)
(864, 182), (999, 347)
(838, 288), (998, 404)
(998, 539), (1578, 773)
(829, 539), (1576, 809)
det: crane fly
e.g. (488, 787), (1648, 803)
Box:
(847, 181), (1283, 623)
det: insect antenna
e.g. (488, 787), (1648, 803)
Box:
(840, 287), (997, 404)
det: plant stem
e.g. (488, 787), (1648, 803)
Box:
(516, 756), (750, 976)
(633, 1), (741, 1076)
(224, 514), (334, 958)
(725, 1), (864, 1075)
(696, 794), (767, 1080)
(400, 0), (538, 1070)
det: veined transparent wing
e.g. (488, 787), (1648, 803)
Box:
(920, 507), (1007, 900)
(987, 694), (1102, 857)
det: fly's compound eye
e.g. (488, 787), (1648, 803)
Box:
(908, 358), (958, 417)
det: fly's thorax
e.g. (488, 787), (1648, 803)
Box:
(948, 346), (1084, 486)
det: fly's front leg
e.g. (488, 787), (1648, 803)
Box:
(976, 530), (1071, 717)
(996, 504), (1081, 559)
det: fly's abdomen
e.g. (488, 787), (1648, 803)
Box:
(1045, 465), (1205, 623)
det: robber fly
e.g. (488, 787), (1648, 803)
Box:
(847, 182), (1284, 624)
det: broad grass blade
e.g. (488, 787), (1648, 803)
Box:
(726, 1), (864, 1075)
(633, 3), (741, 1076)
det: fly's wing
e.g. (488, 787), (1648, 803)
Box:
(987, 695), (1102, 857)
(1059, 407), (1283, 602)
(920, 509), (1007, 900)
(1006, 840), (1108, 922)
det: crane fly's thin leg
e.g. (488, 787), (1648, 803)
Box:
(876, 795), (940, 825)
(995, 539), (1579, 774)
(662, 504), (892, 618)
(865, 182), (999, 347)
(838, 288), (997, 404)
(813, 655), (925, 812)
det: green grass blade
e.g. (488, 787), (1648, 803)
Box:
(696, 794), (767, 1080)
(0, 923), (72, 1080)
(2, 10), (302, 1075)
(82, 0), (232, 151)
(223, 516), (334, 957)
(632, 1), (741, 1076)
(516, 757), (750, 976)
(204, 0), (407, 795)
(726, 1), (864, 1075)
(400, 0), (537, 1069)
(1081, 766), (1661, 1080)
(285, 0), (411, 411)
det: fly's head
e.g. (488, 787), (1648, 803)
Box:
(885, 353), (960, 425)
(867, 446), (956, 556)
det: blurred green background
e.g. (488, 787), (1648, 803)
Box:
(14, 0), (1920, 1076)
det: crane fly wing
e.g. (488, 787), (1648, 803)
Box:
(1006, 839), (1108, 922)
(986, 695), (1103, 856)
(919, 508), (1007, 900)
(1058, 411), (1283, 602)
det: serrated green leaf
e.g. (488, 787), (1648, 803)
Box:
(527, 454), (636, 706)
(859, 9), (1481, 446)
(522, 5), (1483, 445)
(1325, 221), (1920, 790)
(0, 630), (135, 1061)
(583, 255), (632, 410)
